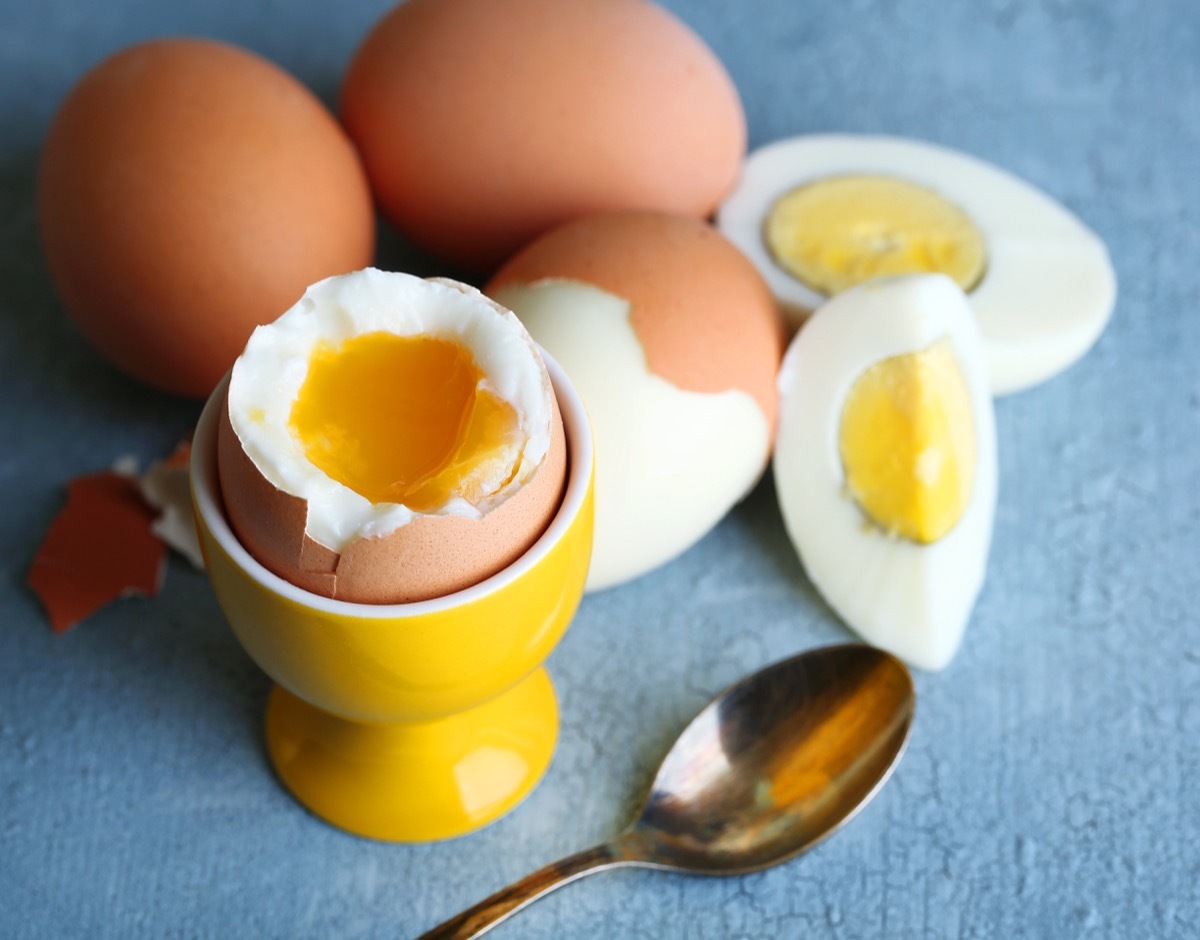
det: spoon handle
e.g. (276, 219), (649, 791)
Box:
(416, 842), (628, 939)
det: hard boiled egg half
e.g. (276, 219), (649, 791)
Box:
(774, 274), (997, 671)
(718, 134), (1117, 395)
(217, 268), (566, 604)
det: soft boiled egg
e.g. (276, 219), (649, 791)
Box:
(773, 274), (997, 671)
(487, 212), (784, 591)
(217, 268), (567, 604)
(717, 134), (1117, 395)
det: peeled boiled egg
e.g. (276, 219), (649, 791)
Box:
(340, 0), (745, 273)
(487, 212), (784, 592)
(717, 134), (1117, 395)
(38, 38), (375, 399)
(774, 274), (997, 671)
(217, 269), (567, 604)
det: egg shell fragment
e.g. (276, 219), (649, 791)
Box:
(27, 470), (166, 633)
(340, 0), (746, 273)
(773, 274), (998, 670)
(487, 212), (785, 591)
(717, 134), (1117, 395)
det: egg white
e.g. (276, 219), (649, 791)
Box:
(773, 274), (997, 670)
(227, 268), (552, 552)
(718, 133), (1117, 395)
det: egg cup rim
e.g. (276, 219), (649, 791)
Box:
(191, 346), (593, 618)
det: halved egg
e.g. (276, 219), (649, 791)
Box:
(717, 134), (1117, 395)
(773, 274), (997, 671)
(217, 268), (567, 603)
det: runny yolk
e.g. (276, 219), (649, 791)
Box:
(764, 175), (988, 297)
(288, 332), (519, 511)
(838, 338), (976, 544)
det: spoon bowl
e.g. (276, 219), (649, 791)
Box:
(419, 643), (915, 938)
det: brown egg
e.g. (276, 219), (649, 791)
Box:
(216, 270), (568, 604)
(340, 0), (745, 274)
(38, 38), (375, 399)
(485, 211), (784, 591)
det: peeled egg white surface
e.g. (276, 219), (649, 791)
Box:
(491, 279), (769, 592)
(773, 274), (997, 671)
(718, 134), (1117, 395)
(228, 268), (552, 551)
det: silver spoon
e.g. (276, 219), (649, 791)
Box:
(418, 643), (915, 939)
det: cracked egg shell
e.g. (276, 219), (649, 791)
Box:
(487, 211), (784, 591)
(217, 269), (567, 604)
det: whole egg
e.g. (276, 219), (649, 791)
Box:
(38, 38), (375, 399)
(340, 0), (746, 274)
(487, 211), (784, 592)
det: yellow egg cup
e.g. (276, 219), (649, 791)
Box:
(190, 355), (594, 842)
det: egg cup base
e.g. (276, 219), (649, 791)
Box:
(264, 669), (559, 842)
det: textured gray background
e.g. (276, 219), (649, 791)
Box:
(2, 0), (1197, 937)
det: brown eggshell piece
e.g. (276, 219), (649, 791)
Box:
(27, 471), (166, 633)
(217, 387), (567, 604)
(487, 211), (785, 434)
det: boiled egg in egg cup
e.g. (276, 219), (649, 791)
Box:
(717, 134), (1117, 395)
(189, 270), (595, 842)
(774, 274), (997, 671)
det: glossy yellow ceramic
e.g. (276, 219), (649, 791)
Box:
(191, 354), (595, 842)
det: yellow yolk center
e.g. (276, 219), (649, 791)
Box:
(838, 339), (976, 544)
(764, 175), (988, 296)
(288, 332), (520, 511)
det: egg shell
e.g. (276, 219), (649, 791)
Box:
(38, 38), (375, 399)
(27, 470), (166, 634)
(217, 388), (568, 604)
(486, 211), (784, 591)
(340, 0), (745, 273)
(488, 211), (783, 432)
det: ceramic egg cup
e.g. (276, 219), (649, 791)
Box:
(190, 356), (594, 843)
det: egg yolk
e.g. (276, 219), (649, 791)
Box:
(289, 332), (520, 511)
(838, 339), (975, 544)
(764, 176), (987, 297)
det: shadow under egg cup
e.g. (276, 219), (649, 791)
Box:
(190, 355), (594, 842)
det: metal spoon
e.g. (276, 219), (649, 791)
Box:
(418, 643), (915, 939)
